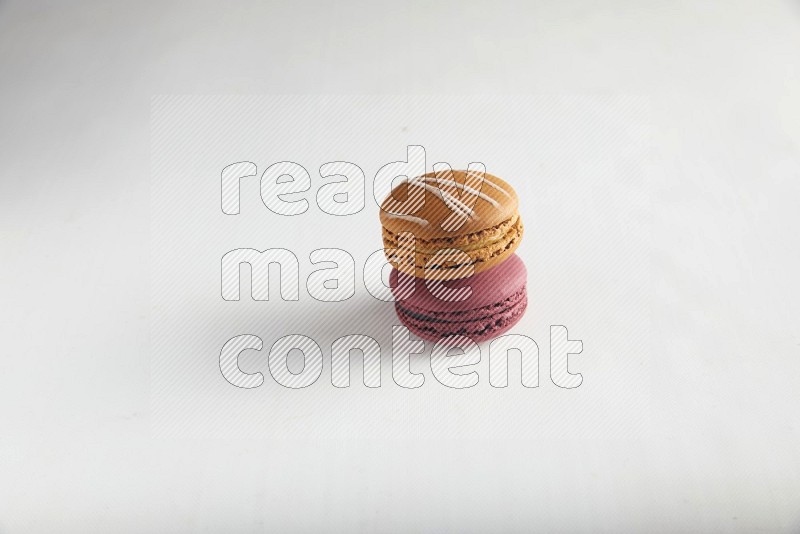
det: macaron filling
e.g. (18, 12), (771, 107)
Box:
(384, 215), (523, 273)
(383, 214), (521, 249)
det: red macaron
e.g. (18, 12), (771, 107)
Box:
(390, 254), (528, 342)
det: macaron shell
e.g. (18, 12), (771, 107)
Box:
(379, 171), (519, 240)
(383, 213), (523, 279)
(471, 216), (523, 274)
(390, 253), (527, 312)
(395, 290), (528, 342)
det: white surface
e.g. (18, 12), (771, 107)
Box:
(1, 1), (799, 532)
(150, 94), (651, 440)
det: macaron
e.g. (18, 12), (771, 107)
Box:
(390, 253), (528, 342)
(380, 170), (523, 280)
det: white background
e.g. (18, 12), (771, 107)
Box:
(150, 94), (650, 440)
(1, 1), (799, 532)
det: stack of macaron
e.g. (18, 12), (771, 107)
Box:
(379, 170), (527, 342)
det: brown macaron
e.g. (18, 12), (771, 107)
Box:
(380, 170), (523, 280)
